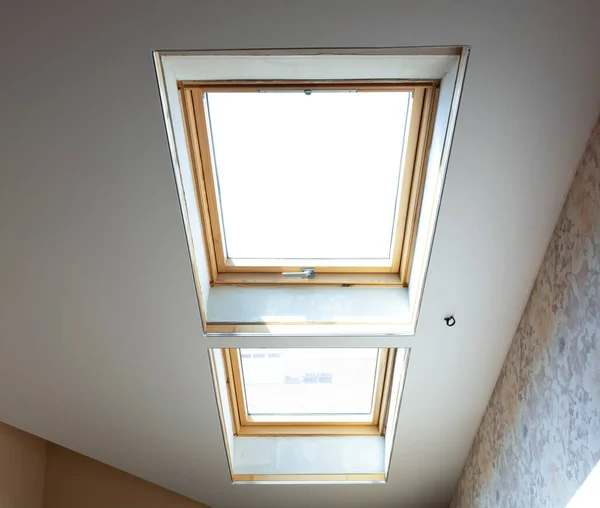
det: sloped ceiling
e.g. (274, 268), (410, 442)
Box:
(1, 1), (599, 507)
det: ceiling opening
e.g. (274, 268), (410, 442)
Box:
(179, 81), (437, 287)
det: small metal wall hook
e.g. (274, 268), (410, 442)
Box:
(444, 315), (456, 327)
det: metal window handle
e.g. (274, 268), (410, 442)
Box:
(258, 89), (357, 94)
(282, 268), (315, 278)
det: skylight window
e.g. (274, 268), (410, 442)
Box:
(242, 348), (378, 416)
(222, 348), (395, 435)
(207, 92), (409, 260)
(180, 81), (437, 286)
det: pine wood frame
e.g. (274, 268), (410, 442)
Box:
(221, 348), (395, 437)
(231, 473), (386, 483)
(179, 80), (438, 287)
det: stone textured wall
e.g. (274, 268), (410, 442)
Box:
(450, 114), (600, 507)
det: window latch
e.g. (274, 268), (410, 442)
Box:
(282, 268), (315, 279)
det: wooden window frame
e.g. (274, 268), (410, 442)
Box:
(180, 80), (438, 287)
(222, 348), (396, 437)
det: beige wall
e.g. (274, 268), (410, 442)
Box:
(0, 421), (46, 508)
(450, 115), (600, 506)
(42, 443), (210, 508)
(0, 421), (210, 508)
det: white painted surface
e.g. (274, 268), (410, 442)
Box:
(155, 54), (212, 320)
(408, 59), (459, 316)
(161, 50), (464, 334)
(234, 436), (384, 475)
(161, 50), (462, 334)
(1, 2), (600, 508)
(210, 350), (234, 477)
(163, 53), (458, 81)
(207, 287), (409, 323)
(384, 350), (410, 473)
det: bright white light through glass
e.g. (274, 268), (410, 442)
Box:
(564, 460), (600, 508)
(240, 348), (379, 415)
(206, 91), (411, 260)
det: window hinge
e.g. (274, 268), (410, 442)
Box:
(282, 268), (315, 279)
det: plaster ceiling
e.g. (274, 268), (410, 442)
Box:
(1, 1), (600, 507)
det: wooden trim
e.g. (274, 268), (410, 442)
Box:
(180, 89), (219, 283)
(399, 86), (439, 284)
(226, 349), (249, 428)
(189, 89), (228, 274)
(180, 81), (438, 286)
(377, 348), (397, 435)
(191, 84), (419, 93)
(236, 424), (382, 437)
(178, 89), (216, 301)
(222, 347), (395, 436)
(370, 349), (390, 426)
(179, 79), (438, 90)
(391, 87), (426, 273)
(213, 272), (403, 287)
(221, 350), (241, 435)
(232, 473), (386, 483)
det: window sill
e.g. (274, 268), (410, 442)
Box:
(233, 436), (385, 479)
(212, 272), (404, 286)
(206, 285), (412, 335)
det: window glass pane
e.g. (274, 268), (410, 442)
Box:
(206, 91), (410, 260)
(240, 348), (379, 415)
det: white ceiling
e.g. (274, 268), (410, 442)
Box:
(1, 1), (599, 507)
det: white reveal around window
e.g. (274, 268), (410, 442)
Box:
(156, 47), (469, 335)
